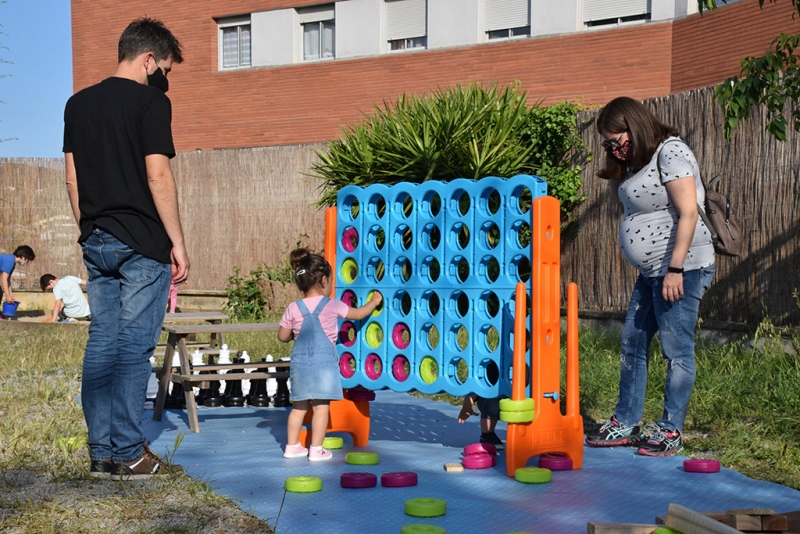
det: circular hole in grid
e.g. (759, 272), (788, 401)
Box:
(366, 257), (385, 283)
(422, 191), (441, 217)
(479, 325), (500, 353)
(482, 359), (500, 386)
(511, 255), (531, 283)
(448, 357), (469, 385)
(340, 258), (358, 284)
(420, 256), (441, 283)
(393, 257), (412, 284)
(447, 256), (470, 284)
(420, 323), (440, 350)
(365, 323), (384, 348)
(449, 290), (470, 318)
(366, 225), (386, 252)
(513, 186), (532, 215)
(367, 194), (386, 219)
(449, 324), (469, 352)
(450, 190), (471, 216)
(421, 223), (441, 251)
(395, 192), (414, 218)
(341, 290), (357, 308)
(393, 290), (412, 316)
(342, 227), (359, 252)
(480, 221), (500, 250)
(479, 256), (500, 284)
(364, 353), (383, 380)
(339, 321), (356, 347)
(479, 290), (500, 319)
(517, 221), (531, 248)
(339, 352), (356, 379)
(342, 195), (360, 221)
(421, 290), (440, 317)
(479, 188), (501, 216)
(419, 356), (439, 385)
(392, 322), (411, 349)
(393, 225), (412, 251)
(392, 355), (410, 382)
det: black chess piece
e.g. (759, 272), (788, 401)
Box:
(247, 359), (270, 407)
(223, 357), (246, 407)
(272, 372), (291, 408)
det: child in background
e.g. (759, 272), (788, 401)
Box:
(278, 248), (382, 461)
(40, 274), (92, 322)
(457, 363), (504, 449)
(167, 279), (187, 313)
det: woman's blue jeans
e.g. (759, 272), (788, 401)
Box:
(80, 228), (170, 462)
(614, 266), (714, 432)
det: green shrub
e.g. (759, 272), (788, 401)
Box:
(312, 82), (588, 222)
(224, 266), (267, 321)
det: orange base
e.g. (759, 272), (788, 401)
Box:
(298, 398), (371, 447)
(505, 415), (584, 475)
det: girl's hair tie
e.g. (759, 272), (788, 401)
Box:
(296, 269), (306, 276)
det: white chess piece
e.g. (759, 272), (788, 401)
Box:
(191, 350), (204, 396)
(266, 354), (277, 397)
(240, 350), (251, 396)
(145, 355), (159, 407)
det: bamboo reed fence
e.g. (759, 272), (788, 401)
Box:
(1, 86), (797, 325)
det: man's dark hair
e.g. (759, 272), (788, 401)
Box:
(118, 17), (184, 63)
(40, 274), (57, 291)
(13, 245), (35, 261)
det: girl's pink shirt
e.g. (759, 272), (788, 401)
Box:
(279, 296), (350, 344)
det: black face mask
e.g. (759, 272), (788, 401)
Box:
(147, 67), (169, 93)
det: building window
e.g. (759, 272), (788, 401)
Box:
(298, 5), (335, 60)
(583, 0), (651, 29)
(387, 0), (427, 52)
(218, 17), (251, 69)
(485, 0), (529, 41)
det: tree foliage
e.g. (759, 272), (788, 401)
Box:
(699, 0), (800, 140)
(312, 83), (587, 220)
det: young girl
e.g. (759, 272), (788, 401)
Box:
(278, 248), (382, 461)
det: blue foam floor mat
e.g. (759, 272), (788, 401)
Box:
(143, 390), (800, 534)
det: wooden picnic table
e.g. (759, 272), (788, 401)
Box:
(161, 311), (229, 349)
(153, 322), (284, 433)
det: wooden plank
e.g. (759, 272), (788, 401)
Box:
(163, 312), (228, 323)
(162, 322), (280, 334)
(720, 515), (762, 531)
(665, 503), (744, 534)
(761, 514), (789, 532)
(190, 362), (290, 372)
(783, 511), (800, 533)
(586, 523), (658, 534)
(443, 463), (464, 472)
(172, 372), (290, 383)
(727, 509), (775, 516)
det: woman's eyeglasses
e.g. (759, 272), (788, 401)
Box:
(601, 133), (625, 149)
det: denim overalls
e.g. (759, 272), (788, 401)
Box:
(288, 297), (344, 401)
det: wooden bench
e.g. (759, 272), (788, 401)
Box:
(156, 312), (230, 354)
(153, 322), (283, 433)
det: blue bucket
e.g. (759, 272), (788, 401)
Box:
(2, 301), (19, 317)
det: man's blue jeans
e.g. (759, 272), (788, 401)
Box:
(81, 228), (170, 462)
(614, 266), (715, 432)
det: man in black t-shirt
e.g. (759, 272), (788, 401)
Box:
(63, 18), (190, 480)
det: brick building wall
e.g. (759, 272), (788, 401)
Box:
(71, 0), (799, 152)
(671, 0), (800, 93)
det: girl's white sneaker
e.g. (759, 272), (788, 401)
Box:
(308, 446), (332, 462)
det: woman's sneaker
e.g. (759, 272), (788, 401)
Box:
(637, 427), (683, 457)
(283, 443), (309, 458)
(585, 415), (644, 447)
(109, 444), (181, 480)
(308, 446), (332, 462)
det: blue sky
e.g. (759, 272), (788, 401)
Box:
(0, 0), (72, 158)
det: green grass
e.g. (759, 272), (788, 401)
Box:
(0, 324), (274, 533)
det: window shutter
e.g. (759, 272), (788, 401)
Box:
(583, 0), (650, 22)
(485, 0), (529, 32)
(387, 0), (427, 40)
(298, 4), (335, 24)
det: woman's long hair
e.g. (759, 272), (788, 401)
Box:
(596, 97), (679, 180)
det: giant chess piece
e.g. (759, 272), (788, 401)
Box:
(272, 373), (291, 408)
(247, 358), (270, 407)
(195, 371), (209, 406)
(166, 381), (187, 409)
(223, 357), (246, 407)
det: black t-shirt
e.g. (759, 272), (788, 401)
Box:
(63, 77), (176, 264)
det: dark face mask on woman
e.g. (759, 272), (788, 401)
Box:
(611, 140), (632, 161)
(147, 67), (169, 93)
